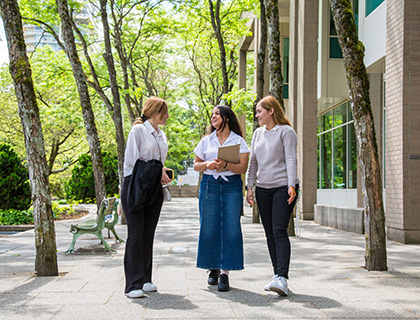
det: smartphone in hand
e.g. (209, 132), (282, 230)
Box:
(165, 169), (174, 181)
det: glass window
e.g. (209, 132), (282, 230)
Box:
(333, 126), (347, 188)
(317, 101), (357, 190)
(317, 135), (320, 187)
(348, 124), (357, 189)
(329, 38), (343, 59)
(320, 132), (332, 189)
(348, 102), (353, 121)
(353, 0), (359, 28)
(366, 0), (384, 16)
(322, 111), (333, 131)
(283, 84), (289, 99)
(329, 12), (343, 59)
(283, 38), (289, 100)
(333, 103), (347, 127)
(317, 117), (321, 134)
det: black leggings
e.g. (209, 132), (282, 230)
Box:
(256, 185), (298, 279)
(121, 175), (163, 293)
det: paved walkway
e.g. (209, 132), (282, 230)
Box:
(0, 198), (420, 319)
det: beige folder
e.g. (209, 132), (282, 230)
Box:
(217, 143), (240, 172)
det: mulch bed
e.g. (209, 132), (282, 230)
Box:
(55, 209), (89, 221)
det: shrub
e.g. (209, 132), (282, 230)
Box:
(0, 143), (31, 211)
(65, 152), (119, 202)
(0, 203), (77, 225)
(0, 208), (33, 225)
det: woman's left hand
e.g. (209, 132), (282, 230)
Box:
(214, 158), (227, 171)
(287, 186), (296, 205)
(161, 168), (172, 185)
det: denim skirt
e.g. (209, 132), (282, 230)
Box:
(197, 174), (244, 270)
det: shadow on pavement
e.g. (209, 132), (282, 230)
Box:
(130, 292), (199, 310)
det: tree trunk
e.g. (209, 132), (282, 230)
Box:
(110, 0), (140, 123)
(331, 0), (387, 271)
(254, 0), (267, 132)
(250, 0), (269, 224)
(0, 0), (58, 276)
(56, 0), (106, 208)
(264, 0), (284, 107)
(208, 0), (229, 96)
(99, 0), (125, 186)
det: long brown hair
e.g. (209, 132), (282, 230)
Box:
(209, 105), (243, 137)
(258, 96), (292, 127)
(133, 96), (168, 125)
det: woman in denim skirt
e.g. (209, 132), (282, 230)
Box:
(193, 105), (250, 291)
(246, 96), (299, 296)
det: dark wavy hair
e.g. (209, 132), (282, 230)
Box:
(210, 105), (243, 137)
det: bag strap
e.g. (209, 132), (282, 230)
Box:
(151, 131), (162, 163)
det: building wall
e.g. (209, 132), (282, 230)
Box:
(359, 1), (387, 68)
(294, 0), (318, 219)
(385, 0), (420, 243)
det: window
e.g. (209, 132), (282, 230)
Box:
(366, 0), (384, 16)
(329, 0), (359, 59)
(317, 101), (357, 189)
(329, 12), (343, 59)
(283, 38), (289, 99)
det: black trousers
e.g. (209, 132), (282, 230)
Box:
(256, 185), (298, 279)
(121, 175), (163, 293)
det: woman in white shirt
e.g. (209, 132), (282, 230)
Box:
(194, 105), (250, 292)
(121, 97), (172, 299)
(246, 96), (299, 296)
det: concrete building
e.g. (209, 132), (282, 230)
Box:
(0, 3), (97, 57)
(238, 0), (420, 243)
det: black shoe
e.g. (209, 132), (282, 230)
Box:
(207, 269), (220, 285)
(217, 274), (230, 291)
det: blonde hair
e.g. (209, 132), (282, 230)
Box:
(258, 96), (291, 127)
(133, 96), (168, 125)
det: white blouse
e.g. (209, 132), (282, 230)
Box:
(194, 130), (250, 179)
(123, 120), (168, 177)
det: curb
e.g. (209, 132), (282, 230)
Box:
(0, 225), (34, 231)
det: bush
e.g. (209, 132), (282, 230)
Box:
(0, 203), (77, 225)
(0, 143), (31, 211)
(65, 152), (119, 202)
(0, 208), (33, 225)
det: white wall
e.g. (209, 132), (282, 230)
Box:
(359, 0), (386, 68)
(317, 189), (358, 208)
(318, 0), (348, 103)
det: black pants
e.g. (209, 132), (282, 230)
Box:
(256, 185), (298, 279)
(121, 175), (163, 293)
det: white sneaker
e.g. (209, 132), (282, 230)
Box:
(264, 276), (276, 291)
(126, 289), (144, 298)
(142, 282), (157, 292)
(269, 275), (289, 296)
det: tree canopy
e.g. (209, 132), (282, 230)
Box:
(0, 0), (258, 199)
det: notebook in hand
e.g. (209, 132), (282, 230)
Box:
(217, 143), (240, 172)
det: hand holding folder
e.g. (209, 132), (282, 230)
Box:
(216, 144), (240, 172)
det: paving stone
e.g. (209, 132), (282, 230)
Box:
(1, 198), (420, 319)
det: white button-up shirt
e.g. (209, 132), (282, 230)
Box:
(194, 130), (250, 179)
(123, 120), (168, 177)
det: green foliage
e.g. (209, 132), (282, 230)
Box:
(0, 208), (33, 225)
(0, 143), (32, 211)
(3, 0), (260, 190)
(65, 152), (119, 202)
(0, 201), (78, 225)
(51, 201), (74, 219)
(223, 88), (257, 143)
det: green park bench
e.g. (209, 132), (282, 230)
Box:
(104, 198), (124, 243)
(65, 197), (124, 253)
